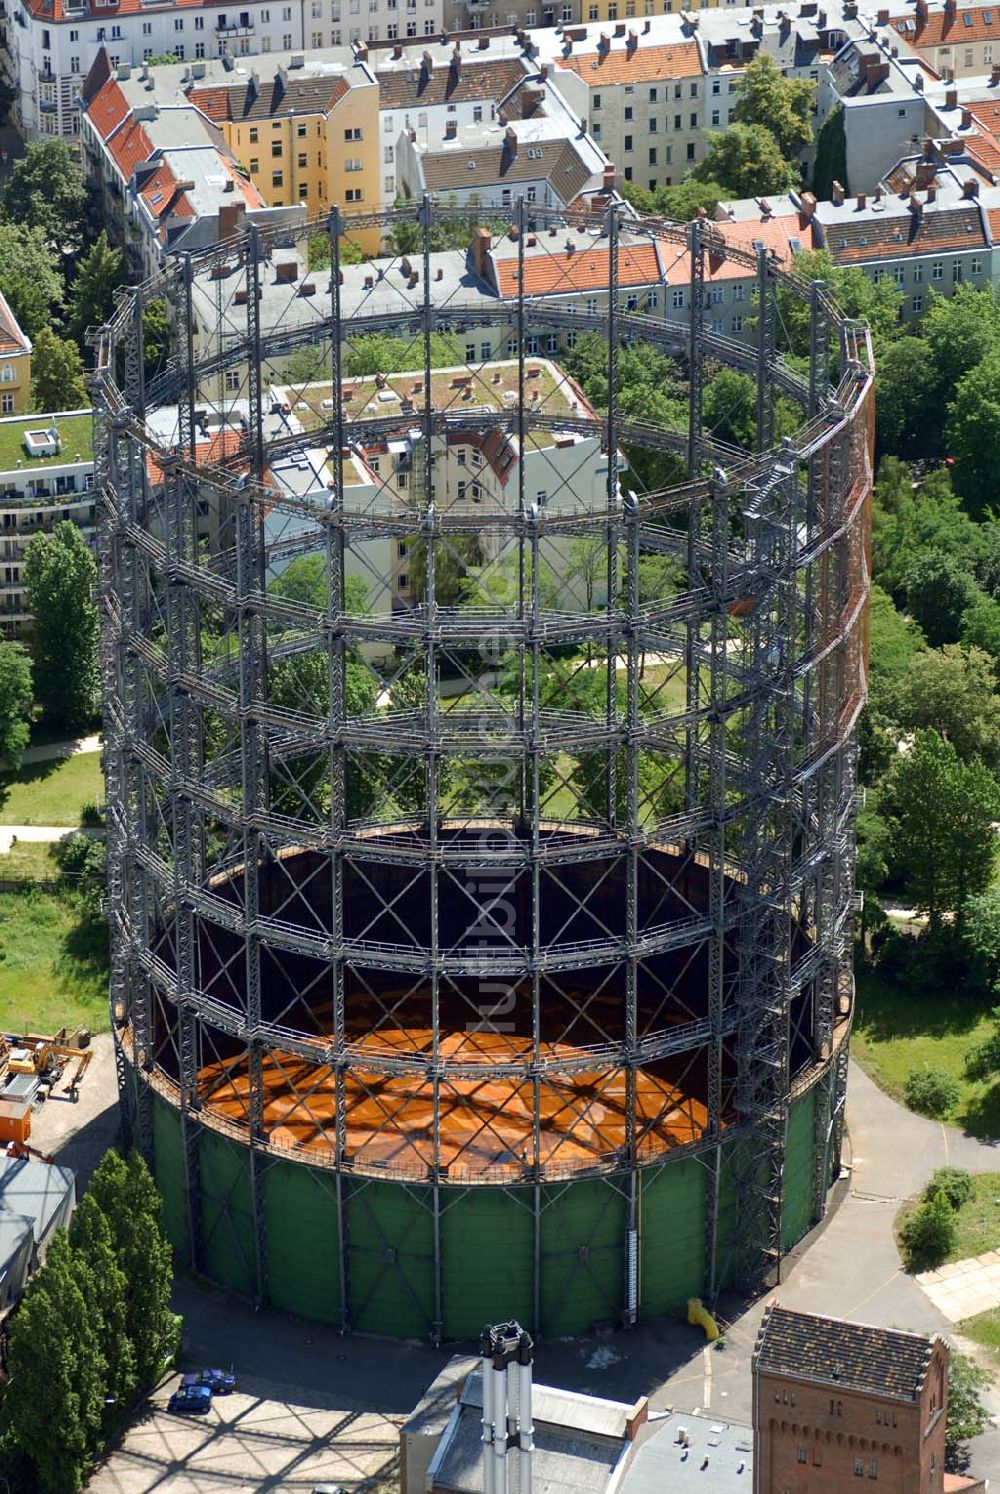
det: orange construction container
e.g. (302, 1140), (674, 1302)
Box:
(0, 1100), (31, 1145)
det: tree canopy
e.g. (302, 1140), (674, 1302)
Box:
(0, 640), (33, 766)
(31, 327), (87, 413)
(66, 230), (126, 347)
(692, 122), (799, 198)
(947, 347), (1000, 516)
(23, 520), (99, 731)
(731, 53), (815, 158)
(0, 222), (63, 339)
(1, 139), (88, 250)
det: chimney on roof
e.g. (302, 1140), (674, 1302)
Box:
(963, 176), (980, 196)
(627, 27), (638, 51)
(909, 190), (924, 216)
(874, 184), (883, 200)
(831, 179), (844, 204)
(800, 190), (817, 219)
(392, 42), (403, 57)
(915, 158), (935, 188)
(644, 16), (652, 30)
(946, 85), (958, 108)
(614, 20), (626, 35)
(218, 201), (247, 241)
(944, 0), (956, 19)
(469, 225), (492, 280)
(504, 124), (517, 154)
(598, 31), (610, 52)
(992, 61), (1000, 83)
(915, 0), (927, 20)
(876, 7), (888, 22)
(247, 68), (260, 105)
(478, 34), (489, 47)
(961, 106), (972, 127)
(521, 84), (544, 115)
(452, 44), (462, 72)
(926, 182), (937, 201)
(603, 161), (616, 190)
(856, 190), (867, 208)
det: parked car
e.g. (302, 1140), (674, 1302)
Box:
(168, 1383), (212, 1415)
(185, 1368), (237, 1395)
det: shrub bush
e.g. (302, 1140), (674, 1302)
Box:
(904, 1067), (960, 1118)
(900, 1192), (957, 1271)
(925, 1167), (974, 1211)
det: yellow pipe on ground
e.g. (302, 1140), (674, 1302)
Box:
(687, 1297), (720, 1341)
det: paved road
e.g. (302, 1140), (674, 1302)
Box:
(42, 1051), (1000, 1487)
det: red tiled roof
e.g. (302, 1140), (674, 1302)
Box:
(87, 77), (130, 140)
(686, 211), (817, 281)
(556, 38), (703, 86)
(26, 0), (208, 21)
(0, 291), (29, 358)
(107, 115), (154, 178)
(189, 86), (230, 123)
(493, 242), (662, 297)
(189, 73), (351, 123)
(146, 428), (251, 484)
(892, 6), (1000, 46)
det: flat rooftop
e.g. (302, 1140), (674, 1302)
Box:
(0, 412), (94, 474)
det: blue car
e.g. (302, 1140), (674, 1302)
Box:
(168, 1383), (212, 1415)
(186, 1368), (237, 1395)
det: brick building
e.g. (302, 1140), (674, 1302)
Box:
(751, 1305), (973, 1494)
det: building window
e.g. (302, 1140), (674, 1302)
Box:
(195, 40), (205, 56)
(272, 141), (283, 157)
(672, 289), (684, 308)
(626, 293), (639, 310)
(384, 175), (395, 194)
(953, 261), (963, 282)
(250, 127), (259, 143)
(686, 142), (695, 160)
(913, 263), (923, 282)
(225, 369), (241, 391)
(272, 170), (283, 187)
(345, 126), (363, 140)
(298, 152), (307, 168)
(0, 395), (13, 416)
(250, 157), (259, 172)
(648, 147), (656, 164)
(869, 1462), (878, 1480)
(465, 343), (476, 361)
(932, 261), (944, 280)
(457, 480), (467, 499)
(646, 290), (658, 309)
(345, 158), (363, 172)
(711, 109), (720, 125)
(593, 94), (601, 111)
(797, 1448), (807, 1465)
(345, 187), (363, 202)
(854, 1459), (864, 1477)
(732, 315), (743, 332)
(972, 255), (983, 274)
(481, 342), (490, 360)
(624, 135), (633, 151)
(625, 105), (633, 121)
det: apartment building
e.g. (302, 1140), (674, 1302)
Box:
(888, 0), (1000, 81)
(0, 0), (307, 143)
(372, 36), (532, 206)
(187, 53), (381, 233)
(394, 64), (607, 207)
(544, 23), (708, 187)
(0, 295), (32, 419)
(301, 0), (445, 49)
(0, 410), (95, 637)
(80, 52), (307, 274)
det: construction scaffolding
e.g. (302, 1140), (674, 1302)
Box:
(93, 202), (873, 1339)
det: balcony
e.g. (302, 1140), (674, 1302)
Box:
(216, 12), (254, 31)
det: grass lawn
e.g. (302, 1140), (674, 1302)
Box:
(897, 1173), (1000, 1276)
(0, 886), (109, 1037)
(0, 412), (93, 472)
(0, 750), (103, 826)
(959, 1306), (1000, 1366)
(852, 968), (1000, 1138)
(0, 840), (62, 881)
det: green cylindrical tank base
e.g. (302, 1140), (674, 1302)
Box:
(141, 1078), (836, 1341)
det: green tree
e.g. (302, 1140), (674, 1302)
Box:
(0, 222), (63, 339)
(269, 553), (369, 614)
(703, 368), (756, 449)
(881, 728), (1000, 926)
(812, 103), (847, 199)
(66, 230), (126, 346)
(899, 1190), (956, 1270)
(947, 347), (1000, 515)
(872, 459), (982, 600)
(1, 139), (88, 250)
(0, 639), (33, 765)
(0, 77), (16, 127)
(68, 1193), (137, 1415)
(897, 645), (1000, 770)
(4, 1234), (108, 1493)
(903, 552), (982, 647)
(775, 248), (902, 363)
(923, 283), (1000, 393)
(621, 176), (726, 221)
(142, 297), (171, 381)
(731, 53), (815, 158)
(961, 592), (1000, 660)
(692, 122), (798, 198)
(946, 1353), (990, 1472)
(868, 583), (925, 686)
(85, 1150), (180, 1387)
(30, 326), (87, 412)
(875, 336), (940, 457)
(23, 520), (99, 731)
(343, 331), (463, 376)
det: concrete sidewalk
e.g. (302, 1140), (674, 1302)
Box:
(0, 824), (104, 854)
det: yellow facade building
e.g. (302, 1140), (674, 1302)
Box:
(191, 59), (381, 253)
(0, 292), (32, 417)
